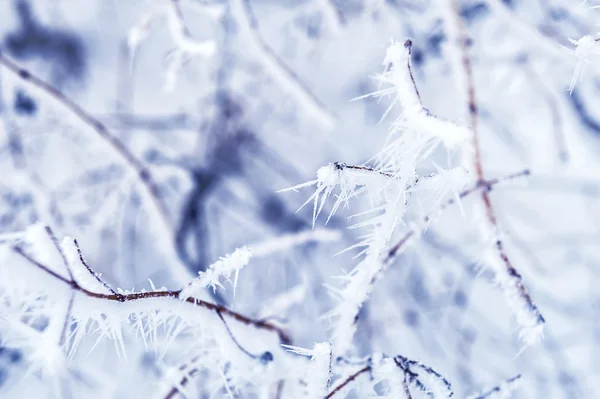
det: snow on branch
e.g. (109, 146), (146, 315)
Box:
(371, 40), (472, 161)
(179, 246), (252, 298)
(564, 35), (600, 93)
(324, 170), (527, 354)
(483, 239), (545, 346)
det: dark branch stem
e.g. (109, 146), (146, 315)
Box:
(72, 238), (118, 296)
(216, 309), (262, 359)
(44, 225), (74, 282)
(403, 40), (422, 105)
(333, 162), (397, 179)
(402, 370), (413, 399)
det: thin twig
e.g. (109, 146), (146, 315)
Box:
(403, 40), (423, 105)
(402, 370), (413, 399)
(216, 309), (262, 359)
(333, 162), (397, 179)
(325, 366), (371, 398)
(44, 225), (74, 282)
(72, 238), (118, 296)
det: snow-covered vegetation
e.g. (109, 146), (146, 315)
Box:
(0, 0), (599, 398)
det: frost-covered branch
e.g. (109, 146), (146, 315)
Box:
(324, 170), (528, 353)
(284, 37), (542, 353)
(3, 226), (291, 345)
(445, 0), (545, 345)
(0, 1), (593, 397)
(280, 161), (401, 227)
(0, 223), (299, 398)
(180, 247), (251, 297)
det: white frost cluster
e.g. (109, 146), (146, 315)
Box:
(284, 342), (333, 398)
(566, 35), (600, 93)
(179, 247), (252, 299)
(280, 162), (393, 227)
